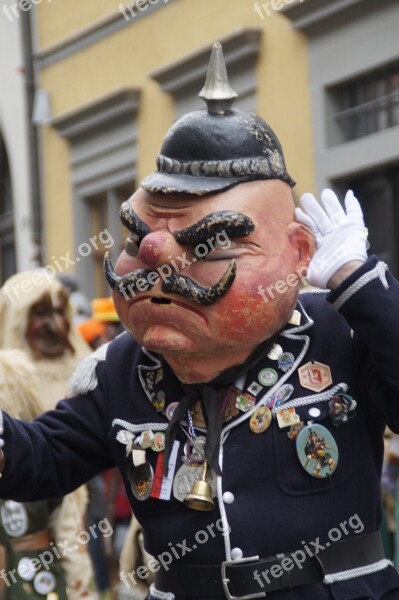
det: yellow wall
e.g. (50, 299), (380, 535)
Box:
(35, 0), (315, 267)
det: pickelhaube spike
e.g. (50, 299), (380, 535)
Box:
(198, 42), (238, 115)
(141, 42), (295, 196)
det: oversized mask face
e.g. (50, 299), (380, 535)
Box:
(26, 290), (74, 359)
(109, 180), (314, 382)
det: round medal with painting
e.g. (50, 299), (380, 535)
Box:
(296, 424), (339, 478)
(249, 406), (272, 433)
(128, 461), (154, 501)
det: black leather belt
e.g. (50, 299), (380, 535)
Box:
(154, 532), (385, 598)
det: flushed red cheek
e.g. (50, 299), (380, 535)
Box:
(203, 261), (297, 343)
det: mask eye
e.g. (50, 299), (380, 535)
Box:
(203, 241), (259, 261)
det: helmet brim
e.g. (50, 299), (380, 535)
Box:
(141, 171), (271, 197)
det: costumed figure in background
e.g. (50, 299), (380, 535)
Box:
(0, 349), (84, 600)
(0, 270), (90, 410)
(0, 43), (399, 600)
(0, 273), (97, 599)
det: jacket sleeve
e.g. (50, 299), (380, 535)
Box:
(0, 361), (115, 501)
(327, 256), (399, 430)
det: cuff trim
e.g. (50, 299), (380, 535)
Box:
(332, 262), (389, 311)
(323, 558), (392, 584)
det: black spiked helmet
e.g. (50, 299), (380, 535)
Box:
(141, 42), (295, 196)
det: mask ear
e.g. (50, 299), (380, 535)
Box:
(287, 221), (315, 277)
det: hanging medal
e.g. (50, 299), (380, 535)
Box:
(183, 435), (207, 465)
(173, 462), (217, 503)
(150, 440), (180, 501)
(128, 449), (154, 500)
(296, 424), (339, 478)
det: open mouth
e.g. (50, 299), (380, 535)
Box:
(151, 297), (171, 305)
(132, 295), (208, 323)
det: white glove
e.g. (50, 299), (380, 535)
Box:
(295, 189), (368, 289)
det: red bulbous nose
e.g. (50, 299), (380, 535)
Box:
(138, 231), (181, 269)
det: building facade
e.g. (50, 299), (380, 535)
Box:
(0, 9), (35, 284)
(284, 0), (399, 276)
(30, 0), (314, 298)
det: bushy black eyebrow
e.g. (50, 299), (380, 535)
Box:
(173, 211), (255, 245)
(120, 201), (152, 241)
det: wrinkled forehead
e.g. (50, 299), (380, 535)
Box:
(128, 180), (295, 225)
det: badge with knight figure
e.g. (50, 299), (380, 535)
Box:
(296, 424), (339, 478)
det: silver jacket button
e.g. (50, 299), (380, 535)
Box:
(231, 548), (244, 560)
(223, 491), (235, 504)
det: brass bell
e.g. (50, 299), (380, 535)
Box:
(183, 461), (215, 511)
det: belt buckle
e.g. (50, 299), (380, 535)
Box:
(221, 555), (266, 600)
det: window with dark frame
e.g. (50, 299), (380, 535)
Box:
(0, 135), (16, 285)
(335, 163), (399, 278)
(329, 61), (399, 142)
(85, 182), (134, 297)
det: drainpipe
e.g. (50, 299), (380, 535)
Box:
(20, 8), (42, 266)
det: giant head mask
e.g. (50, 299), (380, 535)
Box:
(0, 271), (90, 409)
(106, 43), (314, 383)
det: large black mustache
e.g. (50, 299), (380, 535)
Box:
(161, 261), (236, 305)
(104, 253), (156, 295)
(104, 253), (236, 305)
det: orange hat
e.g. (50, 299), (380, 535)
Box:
(78, 319), (106, 345)
(91, 297), (120, 322)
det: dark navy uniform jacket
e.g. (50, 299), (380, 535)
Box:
(1, 257), (399, 600)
